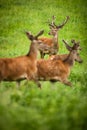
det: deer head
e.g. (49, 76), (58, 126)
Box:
(25, 30), (44, 57)
(62, 39), (83, 63)
(25, 30), (44, 50)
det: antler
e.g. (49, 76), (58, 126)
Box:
(48, 15), (56, 28)
(71, 39), (80, 45)
(57, 16), (69, 29)
(62, 39), (72, 51)
(48, 16), (69, 30)
(71, 39), (76, 44)
(51, 15), (56, 26)
(71, 39), (81, 50)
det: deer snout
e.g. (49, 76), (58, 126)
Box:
(48, 32), (51, 35)
(79, 59), (83, 63)
(79, 47), (82, 50)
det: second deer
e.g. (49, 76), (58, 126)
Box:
(38, 16), (69, 58)
(37, 40), (83, 87)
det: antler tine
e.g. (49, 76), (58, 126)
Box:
(77, 41), (80, 45)
(71, 39), (80, 45)
(62, 39), (72, 51)
(51, 15), (56, 25)
(71, 39), (81, 50)
(46, 18), (51, 24)
(48, 15), (56, 28)
(57, 16), (70, 29)
(62, 39), (69, 45)
(71, 39), (76, 44)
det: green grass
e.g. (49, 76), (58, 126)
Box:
(0, 0), (87, 130)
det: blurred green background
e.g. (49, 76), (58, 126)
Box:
(0, 0), (87, 130)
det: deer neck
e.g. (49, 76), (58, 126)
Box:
(27, 42), (38, 61)
(52, 32), (58, 48)
(64, 51), (75, 67)
(53, 33), (58, 43)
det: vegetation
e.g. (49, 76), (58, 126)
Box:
(0, 0), (87, 130)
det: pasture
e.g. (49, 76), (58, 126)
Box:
(0, 0), (87, 130)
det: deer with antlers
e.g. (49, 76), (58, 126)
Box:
(38, 16), (69, 58)
(49, 39), (81, 61)
(0, 30), (44, 88)
(37, 39), (83, 87)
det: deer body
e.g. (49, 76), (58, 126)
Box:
(49, 54), (68, 61)
(0, 30), (44, 87)
(0, 57), (27, 81)
(0, 43), (37, 83)
(39, 37), (53, 46)
(37, 58), (71, 85)
(38, 30), (59, 58)
(37, 40), (83, 86)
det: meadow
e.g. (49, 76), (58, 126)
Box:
(0, 0), (87, 130)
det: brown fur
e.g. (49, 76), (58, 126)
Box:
(37, 16), (69, 58)
(39, 37), (53, 46)
(37, 40), (83, 87)
(38, 30), (59, 58)
(0, 30), (44, 88)
(49, 54), (68, 61)
(37, 58), (71, 85)
(0, 56), (36, 81)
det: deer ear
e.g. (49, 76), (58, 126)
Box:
(25, 31), (34, 41)
(62, 40), (72, 51)
(35, 30), (44, 39)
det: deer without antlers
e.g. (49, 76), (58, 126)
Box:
(37, 39), (83, 87)
(38, 16), (69, 58)
(0, 30), (44, 88)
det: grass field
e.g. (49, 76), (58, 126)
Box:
(0, 0), (87, 130)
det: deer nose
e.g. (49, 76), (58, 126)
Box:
(48, 32), (51, 35)
(79, 60), (83, 63)
(79, 47), (82, 50)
